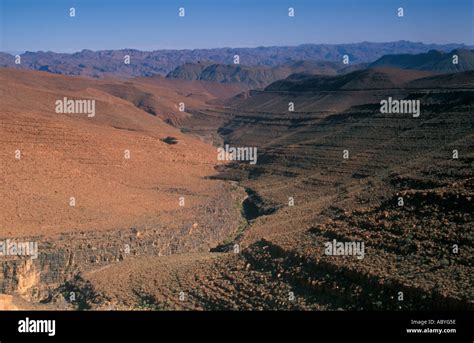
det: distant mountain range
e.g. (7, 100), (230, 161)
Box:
(0, 41), (472, 79)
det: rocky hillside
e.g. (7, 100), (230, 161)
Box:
(110, 68), (471, 311)
(1, 66), (472, 311)
(265, 68), (434, 92)
(166, 60), (358, 88)
(370, 49), (474, 73)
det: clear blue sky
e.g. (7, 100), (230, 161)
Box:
(0, 0), (472, 53)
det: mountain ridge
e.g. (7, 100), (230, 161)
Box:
(165, 60), (358, 88)
(370, 48), (474, 73)
(1, 41), (472, 79)
(264, 67), (437, 92)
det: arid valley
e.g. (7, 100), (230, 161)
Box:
(0, 42), (473, 311)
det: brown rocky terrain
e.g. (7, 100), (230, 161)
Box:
(265, 68), (434, 92)
(0, 68), (246, 306)
(0, 66), (472, 311)
(76, 69), (473, 311)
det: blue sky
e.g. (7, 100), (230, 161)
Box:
(1, 0), (473, 52)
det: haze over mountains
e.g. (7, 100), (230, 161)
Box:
(1, 41), (472, 80)
(370, 49), (474, 73)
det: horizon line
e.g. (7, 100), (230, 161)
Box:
(1, 40), (473, 56)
